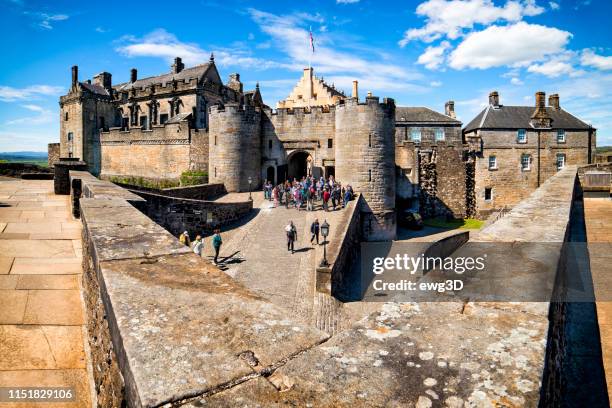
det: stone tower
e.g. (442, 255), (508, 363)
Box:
(208, 103), (262, 192)
(335, 96), (396, 241)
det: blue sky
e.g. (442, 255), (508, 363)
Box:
(1, 0), (611, 151)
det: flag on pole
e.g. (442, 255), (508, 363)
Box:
(309, 27), (315, 53)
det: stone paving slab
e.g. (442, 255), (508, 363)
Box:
(22, 290), (85, 325)
(0, 240), (75, 258)
(10, 258), (82, 275)
(0, 290), (28, 324)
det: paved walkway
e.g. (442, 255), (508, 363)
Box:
(0, 179), (93, 408)
(585, 196), (612, 404)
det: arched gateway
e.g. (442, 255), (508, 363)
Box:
(287, 151), (313, 180)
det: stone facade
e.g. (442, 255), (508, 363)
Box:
(464, 91), (595, 217)
(277, 68), (346, 109)
(47, 142), (60, 167)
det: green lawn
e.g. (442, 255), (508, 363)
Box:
(423, 217), (484, 230)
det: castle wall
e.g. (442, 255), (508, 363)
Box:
(100, 122), (192, 181)
(335, 97), (396, 241)
(47, 143), (60, 168)
(208, 104), (261, 192)
(472, 129), (590, 216)
(59, 98), (84, 159)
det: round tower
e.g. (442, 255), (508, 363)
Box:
(208, 103), (261, 192)
(335, 96), (396, 241)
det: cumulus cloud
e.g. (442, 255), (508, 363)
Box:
(399, 0), (545, 45)
(417, 41), (451, 70)
(116, 29), (280, 69)
(0, 85), (64, 102)
(527, 60), (575, 77)
(449, 22), (571, 69)
(581, 49), (612, 71)
(510, 77), (524, 85)
(549, 1), (560, 10)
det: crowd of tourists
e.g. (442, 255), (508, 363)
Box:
(262, 175), (354, 212)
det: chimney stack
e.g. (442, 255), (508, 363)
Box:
(548, 93), (560, 110)
(227, 73), (243, 93)
(130, 68), (137, 83)
(71, 65), (78, 89)
(489, 91), (500, 107)
(172, 57), (184, 74)
(535, 91), (545, 109)
(352, 80), (359, 101)
(93, 72), (112, 91)
(530, 91), (552, 128)
(445, 100), (456, 118)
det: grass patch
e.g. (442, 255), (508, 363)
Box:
(180, 170), (208, 186)
(424, 217), (484, 230)
(110, 175), (180, 189)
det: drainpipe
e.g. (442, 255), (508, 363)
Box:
(537, 130), (541, 188)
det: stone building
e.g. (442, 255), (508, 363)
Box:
(464, 91), (596, 216)
(276, 67), (346, 109)
(395, 101), (466, 218)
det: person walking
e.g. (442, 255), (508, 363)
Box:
(272, 185), (279, 208)
(212, 229), (222, 264)
(179, 230), (191, 247)
(323, 188), (330, 212)
(310, 219), (320, 245)
(343, 187), (352, 208)
(192, 235), (203, 257)
(285, 221), (297, 254)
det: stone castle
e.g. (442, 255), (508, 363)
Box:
(56, 56), (596, 237)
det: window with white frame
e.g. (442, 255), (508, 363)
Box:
(488, 155), (497, 170)
(521, 154), (531, 171)
(556, 153), (566, 170)
(557, 129), (566, 143)
(411, 128), (421, 142)
(517, 129), (527, 143)
(435, 128), (445, 141)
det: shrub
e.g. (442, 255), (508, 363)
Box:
(180, 170), (208, 186)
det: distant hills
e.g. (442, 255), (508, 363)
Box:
(0, 151), (48, 166)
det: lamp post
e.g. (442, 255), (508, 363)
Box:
(248, 177), (253, 201)
(320, 220), (330, 267)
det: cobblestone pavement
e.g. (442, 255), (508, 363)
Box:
(0, 179), (94, 408)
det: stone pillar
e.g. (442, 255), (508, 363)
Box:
(54, 158), (87, 195)
(352, 80), (359, 101)
(489, 91), (499, 107)
(335, 97), (396, 241)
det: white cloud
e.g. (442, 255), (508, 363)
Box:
(417, 41), (450, 70)
(549, 1), (560, 10)
(6, 104), (53, 125)
(430, 80), (443, 87)
(527, 60), (574, 77)
(95, 27), (108, 33)
(0, 85), (64, 102)
(116, 29), (280, 69)
(37, 13), (68, 30)
(0, 130), (56, 152)
(449, 22), (572, 69)
(248, 9), (420, 84)
(510, 77), (524, 85)
(399, 0), (545, 45)
(581, 49), (612, 71)
(337, 0), (360, 3)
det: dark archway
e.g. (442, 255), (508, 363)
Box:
(266, 166), (275, 185)
(288, 151), (312, 181)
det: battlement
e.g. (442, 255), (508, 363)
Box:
(267, 105), (335, 117)
(209, 103), (261, 116)
(335, 95), (395, 116)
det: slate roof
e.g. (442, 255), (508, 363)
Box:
(113, 63), (212, 91)
(396, 107), (460, 124)
(80, 82), (110, 96)
(464, 105), (593, 132)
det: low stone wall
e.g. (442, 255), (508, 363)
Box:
(69, 171), (329, 407)
(127, 189), (252, 238)
(315, 195), (362, 295)
(48, 142), (60, 167)
(115, 182), (227, 201)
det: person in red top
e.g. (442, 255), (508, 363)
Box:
(322, 189), (331, 212)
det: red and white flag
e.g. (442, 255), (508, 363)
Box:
(309, 27), (315, 53)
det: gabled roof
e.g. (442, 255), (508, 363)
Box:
(464, 105), (593, 132)
(114, 63), (217, 91)
(80, 82), (110, 96)
(396, 107), (460, 124)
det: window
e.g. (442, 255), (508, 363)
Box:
(121, 117), (129, 129)
(517, 129), (527, 143)
(557, 129), (566, 143)
(140, 116), (148, 129)
(214, 134), (217, 146)
(411, 128), (421, 142)
(99, 117), (105, 131)
(64, 112), (68, 121)
(484, 188), (492, 201)
(488, 155), (497, 170)
(435, 128), (445, 141)
(327, 138), (333, 148)
(404, 128), (408, 141)
(67, 132), (73, 142)
(368, 169), (372, 182)
(159, 114), (168, 124)
(268, 140), (272, 149)
(556, 153), (566, 171)
(369, 134), (372, 147)
(521, 154), (531, 171)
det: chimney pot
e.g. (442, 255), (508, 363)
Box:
(172, 57), (184, 74)
(548, 93), (560, 110)
(130, 68), (137, 83)
(445, 100), (456, 118)
(489, 91), (500, 107)
(352, 80), (359, 101)
(535, 91), (546, 109)
(71, 65), (78, 89)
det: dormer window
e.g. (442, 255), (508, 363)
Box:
(557, 129), (566, 143)
(517, 129), (527, 143)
